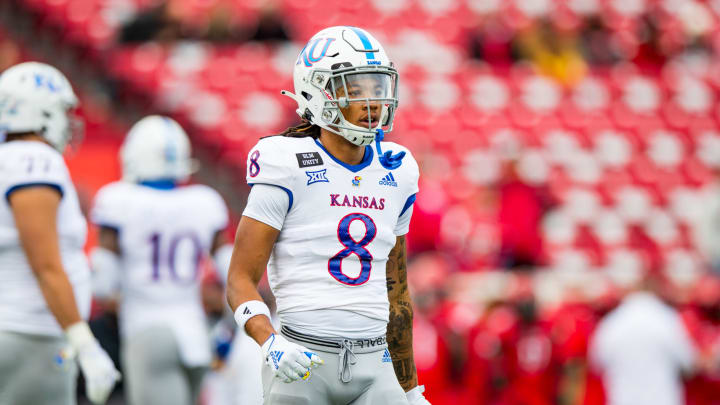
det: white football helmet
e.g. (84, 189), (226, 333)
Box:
(120, 115), (195, 183)
(0, 62), (80, 152)
(282, 26), (399, 146)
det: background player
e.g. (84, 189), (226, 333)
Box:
(0, 62), (120, 405)
(90, 115), (233, 405)
(226, 26), (431, 404)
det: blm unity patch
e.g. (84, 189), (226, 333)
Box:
(296, 152), (323, 168)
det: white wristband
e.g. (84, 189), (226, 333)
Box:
(234, 300), (272, 333)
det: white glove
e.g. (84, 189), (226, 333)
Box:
(65, 322), (121, 404)
(261, 333), (323, 383)
(406, 385), (432, 405)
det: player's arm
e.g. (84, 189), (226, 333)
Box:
(199, 230), (232, 314)
(230, 144), (322, 383)
(210, 229), (233, 283)
(98, 226), (121, 254)
(89, 185), (125, 307)
(226, 215), (279, 345)
(91, 226), (121, 311)
(386, 235), (418, 390)
(211, 229), (229, 254)
(10, 186), (120, 404)
(226, 185), (323, 383)
(387, 235), (432, 404)
(9, 186), (83, 328)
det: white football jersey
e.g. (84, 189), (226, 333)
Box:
(0, 141), (91, 336)
(243, 136), (418, 337)
(92, 181), (228, 366)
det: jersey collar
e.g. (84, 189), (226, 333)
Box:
(314, 139), (373, 173)
(139, 179), (177, 190)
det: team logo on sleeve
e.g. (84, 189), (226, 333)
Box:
(378, 172), (398, 187)
(352, 176), (362, 186)
(306, 169), (329, 185)
(296, 152), (324, 168)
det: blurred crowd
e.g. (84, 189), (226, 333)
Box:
(404, 148), (720, 404)
(467, 0), (717, 85)
(406, 254), (720, 404)
(3, 0), (720, 404)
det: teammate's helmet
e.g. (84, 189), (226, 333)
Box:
(120, 115), (194, 183)
(0, 62), (80, 152)
(283, 26), (399, 146)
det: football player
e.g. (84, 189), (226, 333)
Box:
(226, 26), (432, 404)
(0, 62), (120, 405)
(90, 115), (233, 405)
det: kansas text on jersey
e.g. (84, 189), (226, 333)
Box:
(243, 136), (418, 337)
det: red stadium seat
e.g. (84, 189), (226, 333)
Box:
(17, 0), (720, 287)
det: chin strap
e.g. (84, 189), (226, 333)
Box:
(375, 129), (406, 170)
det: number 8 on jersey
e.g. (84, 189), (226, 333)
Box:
(329, 213), (377, 286)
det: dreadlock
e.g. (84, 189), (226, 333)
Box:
(279, 120), (321, 139)
(4, 132), (39, 142)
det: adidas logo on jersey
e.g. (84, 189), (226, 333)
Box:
(378, 172), (398, 187)
(382, 348), (392, 363)
(243, 308), (251, 315)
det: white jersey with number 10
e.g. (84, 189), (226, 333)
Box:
(92, 181), (228, 366)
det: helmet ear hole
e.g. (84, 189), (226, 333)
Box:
(302, 108), (314, 121)
(301, 91), (313, 101)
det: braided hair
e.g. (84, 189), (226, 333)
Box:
(279, 120), (321, 139)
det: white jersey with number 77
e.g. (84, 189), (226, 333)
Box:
(0, 141), (91, 337)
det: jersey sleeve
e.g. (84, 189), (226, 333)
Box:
(199, 186), (229, 233)
(242, 184), (290, 231)
(91, 184), (127, 229)
(394, 205), (414, 236)
(246, 137), (295, 192)
(397, 146), (419, 234)
(0, 144), (67, 202)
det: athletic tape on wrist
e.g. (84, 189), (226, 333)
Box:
(234, 300), (272, 333)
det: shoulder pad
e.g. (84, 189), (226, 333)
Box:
(246, 137), (299, 190)
(0, 142), (67, 189)
(183, 184), (229, 230)
(91, 182), (133, 227)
